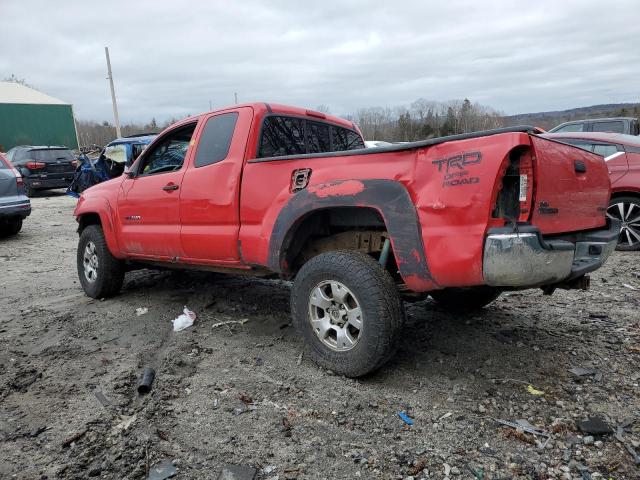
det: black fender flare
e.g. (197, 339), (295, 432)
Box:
(268, 179), (433, 287)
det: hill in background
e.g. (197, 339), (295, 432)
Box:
(503, 103), (640, 130)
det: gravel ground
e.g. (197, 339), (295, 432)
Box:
(1, 192), (639, 480)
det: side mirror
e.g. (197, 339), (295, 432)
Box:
(124, 166), (135, 178)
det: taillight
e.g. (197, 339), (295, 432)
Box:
(25, 161), (46, 170)
(491, 147), (534, 224)
(13, 169), (24, 187)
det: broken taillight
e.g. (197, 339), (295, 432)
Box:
(25, 161), (46, 170)
(491, 147), (534, 224)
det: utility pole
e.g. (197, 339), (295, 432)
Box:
(105, 47), (122, 138)
(234, 92), (238, 104)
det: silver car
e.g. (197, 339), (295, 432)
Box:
(0, 153), (31, 236)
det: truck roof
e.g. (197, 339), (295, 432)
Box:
(180, 102), (357, 131)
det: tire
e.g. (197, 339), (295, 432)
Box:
(23, 182), (35, 197)
(430, 286), (502, 312)
(4, 218), (23, 236)
(77, 225), (124, 298)
(291, 251), (405, 377)
(607, 196), (640, 251)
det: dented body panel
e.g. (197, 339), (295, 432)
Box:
(74, 102), (615, 293)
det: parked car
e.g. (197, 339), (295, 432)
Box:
(99, 133), (157, 177)
(4, 145), (76, 196)
(542, 132), (640, 250)
(74, 102), (618, 377)
(67, 134), (157, 197)
(0, 152), (30, 236)
(548, 117), (639, 136)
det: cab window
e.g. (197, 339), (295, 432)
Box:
(593, 144), (619, 157)
(554, 123), (585, 133)
(137, 124), (196, 176)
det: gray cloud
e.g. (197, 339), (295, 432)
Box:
(1, 0), (638, 123)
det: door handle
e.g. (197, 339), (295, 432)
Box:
(574, 160), (587, 173)
(162, 184), (179, 191)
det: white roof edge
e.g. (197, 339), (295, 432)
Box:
(0, 82), (70, 105)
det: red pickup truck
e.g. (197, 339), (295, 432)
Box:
(74, 103), (619, 376)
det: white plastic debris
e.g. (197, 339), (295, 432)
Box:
(135, 307), (148, 316)
(172, 306), (196, 331)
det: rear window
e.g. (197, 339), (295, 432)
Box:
(259, 116), (306, 158)
(194, 112), (239, 167)
(258, 115), (364, 158)
(31, 149), (74, 162)
(592, 121), (624, 134)
(331, 127), (365, 151)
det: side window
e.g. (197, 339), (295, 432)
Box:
(259, 116), (306, 158)
(5, 149), (15, 162)
(307, 121), (331, 153)
(194, 112), (238, 167)
(137, 124), (196, 176)
(555, 123), (584, 133)
(557, 139), (594, 151)
(331, 127), (365, 151)
(592, 121), (624, 134)
(593, 144), (619, 157)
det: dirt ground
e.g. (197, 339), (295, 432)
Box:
(1, 192), (639, 480)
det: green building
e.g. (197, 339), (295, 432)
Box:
(0, 82), (78, 151)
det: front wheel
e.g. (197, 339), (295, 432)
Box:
(291, 251), (405, 377)
(430, 286), (502, 312)
(607, 196), (640, 251)
(77, 225), (124, 298)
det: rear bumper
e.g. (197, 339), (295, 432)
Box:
(0, 197), (31, 219)
(483, 219), (620, 287)
(26, 175), (73, 190)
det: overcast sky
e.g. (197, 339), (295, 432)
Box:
(1, 1), (639, 123)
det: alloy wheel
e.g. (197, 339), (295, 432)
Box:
(607, 201), (640, 248)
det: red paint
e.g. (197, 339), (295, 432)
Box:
(74, 103), (612, 292)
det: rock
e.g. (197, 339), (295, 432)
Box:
(576, 416), (612, 435)
(218, 465), (257, 480)
(583, 435), (594, 445)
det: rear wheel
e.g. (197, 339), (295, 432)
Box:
(77, 225), (124, 298)
(291, 251), (405, 377)
(0, 218), (23, 237)
(430, 286), (502, 312)
(607, 196), (640, 251)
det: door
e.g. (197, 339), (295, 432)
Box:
(0, 155), (18, 198)
(179, 107), (253, 262)
(117, 122), (197, 259)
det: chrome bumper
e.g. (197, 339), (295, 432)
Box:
(483, 220), (620, 287)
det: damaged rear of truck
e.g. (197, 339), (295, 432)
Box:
(73, 103), (618, 376)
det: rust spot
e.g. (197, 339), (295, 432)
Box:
(309, 180), (365, 198)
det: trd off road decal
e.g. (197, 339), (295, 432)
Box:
(432, 151), (482, 187)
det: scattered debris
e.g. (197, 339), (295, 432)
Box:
(576, 416), (612, 435)
(495, 418), (550, 446)
(212, 398), (220, 410)
(622, 283), (637, 290)
(135, 307), (149, 316)
(148, 459), (177, 480)
(156, 429), (169, 441)
(138, 367), (156, 395)
(281, 417), (292, 437)
(62, 429), (87, 447)
(568, 367), (597, 377)
(254, 356), (264, 366)
(398, 411), (414, 426)
(526, 385), (545, 396)
(94, 390), (111, 407)
(239, 393), (253, 405)
(296, 351), (303, 366)
(212, 318), (248, 329)
(615, 424), (640, 464)
(172, 306), (196, 331)
(114, 414), (137, 432)
(218, 464), (257, 480)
